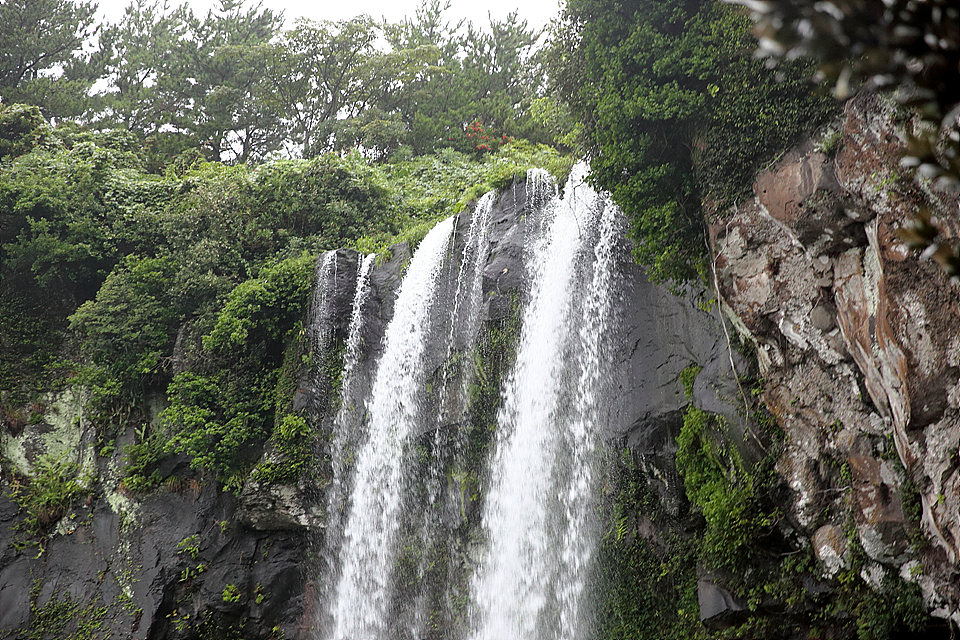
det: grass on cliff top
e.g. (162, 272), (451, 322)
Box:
(355, 141), (574, 254)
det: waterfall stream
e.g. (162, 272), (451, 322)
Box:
(327, 216), (456, 640)
(469, 166), (621, 640)
(314, 166), (623, 640)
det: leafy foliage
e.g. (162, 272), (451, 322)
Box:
(595, 449), (704, 640)
(0, 0), (555, 168)
(0, 100), (567, 492)
(8, 456), (85, 543)
(202, 253), (314, 355)
(0, 104), (52, 159)
(69, 255), (181, 424)
(163, 253), (315, 483)
(252, 154), (396, 247)
(676, 405), (770, 571)
(0, 0), (101, 119)
(546, 0), (833, 283)
(26, 584), (108, 640)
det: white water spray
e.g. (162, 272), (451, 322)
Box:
(315, 167), (624, 640)
(469, 165), (622, 640)
(327, 216), (456, 640)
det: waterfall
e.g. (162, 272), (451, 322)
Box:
(341, 253), (377, 397)
(314, 166), (623, 640)
(316, 252), (377, 629)
(408, 192), (496, 640)
(469, 165), (621, 640)
(309, 251), (337, 382)
(327, 216), (457, 640)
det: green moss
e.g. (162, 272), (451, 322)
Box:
(595, 448), (705, 640)
(221, 584), (241, 604)
(465, 290), (523, 480)
(679, 363), (703, 400)
(26, 583), (108, 640)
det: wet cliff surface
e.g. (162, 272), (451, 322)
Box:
(4, 91), (958, 639)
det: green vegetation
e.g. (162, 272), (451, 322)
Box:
(0, 98), (568, 493)
(222, 584), (242, 604)
(595, 448), (704, 640)
(0, 0), (553, 165)
(545, 0), (834, 284)
(176, 534), (201, 560)
(2, 0), (947, 636)
(7, 456), (86, 545)
(26, 582), (108, 640)
(0, 0), (830, 498)
(597, 364), (933, 639)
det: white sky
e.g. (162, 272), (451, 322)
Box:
(95, 0), (564, 31)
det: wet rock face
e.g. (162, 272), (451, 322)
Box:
(712, 91), (960, 621)
(0, 471), (308, 640)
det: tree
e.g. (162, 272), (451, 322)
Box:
(95, 0), (286, 165)
(0, 103), (51, 159)
(0, 0), (101, 119)
(96, 0), (193, 136)
(179, 0), (286, 163)
(269, 16), (381, 156)
(460, 12), (543, 139)
(377, 1), (549, 156)
(546, 0), (830, 284)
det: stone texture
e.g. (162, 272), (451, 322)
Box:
(813, 524), (847, 577)
(711, 90), (960, 620)
(698, 574), (747, 629)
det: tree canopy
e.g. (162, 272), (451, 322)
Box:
(544, 0), (833, 283)
(0, 0), (101, 118)
(0, 0), (553, 166)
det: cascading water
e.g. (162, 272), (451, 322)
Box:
(308, 251), (337, 379)
(407, 192), (496, 640)
(326, 215), (456, 640)
(469, 165), (622, 640)
(315, 251), (377, 630)
(313, 165), (624, 640)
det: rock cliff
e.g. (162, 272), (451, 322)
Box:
(712, 91), (960, 625)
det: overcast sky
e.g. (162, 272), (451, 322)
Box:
(95, 0), (564, 31)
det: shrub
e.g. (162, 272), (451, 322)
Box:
(8, 456), (85, 543)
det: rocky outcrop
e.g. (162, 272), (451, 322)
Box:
(711, 91), (960, 623)
(0, 455), (308, 640)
